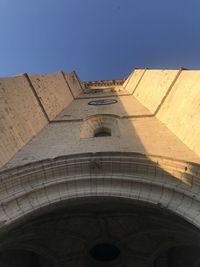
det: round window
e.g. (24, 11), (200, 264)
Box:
(88, 99), (117, 105)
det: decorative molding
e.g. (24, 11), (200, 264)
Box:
(82, 79), (125, 88)
(0, 152), (199, 232)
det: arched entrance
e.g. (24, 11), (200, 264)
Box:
(0, 152), (200, 266)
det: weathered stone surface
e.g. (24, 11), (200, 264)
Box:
(0, 68), (200, 266)
(63, 71), (82, 98)
(29, 72), (74, 120)
(0, 75), (48, 167)
(157, 70), (200, 157)
(0, 71), (81, 168)
(124, 69), (200, 158)
(123, 68), (146, 93)
(132, 69), (179, 113)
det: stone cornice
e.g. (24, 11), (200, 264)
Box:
(82, 79), (125, 88)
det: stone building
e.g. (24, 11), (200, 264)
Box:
(0, 68), (200, 266)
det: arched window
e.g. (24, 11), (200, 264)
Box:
(94, 127), (111, 137)
(80, 114), (119, 139)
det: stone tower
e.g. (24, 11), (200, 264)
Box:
(0, 69), (200, 266)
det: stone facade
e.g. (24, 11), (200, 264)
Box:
(0, 69), (200, 266)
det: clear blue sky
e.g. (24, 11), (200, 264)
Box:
(0, 0), (200, 80)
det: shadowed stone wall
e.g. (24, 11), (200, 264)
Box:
(0, 71), (82, 168)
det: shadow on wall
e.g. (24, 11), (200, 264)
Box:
(0, 71), (200, 267)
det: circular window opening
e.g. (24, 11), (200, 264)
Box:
(94, 127), (111, 137)
(90, 243), (120, 262)
(88, 99), (118, 105)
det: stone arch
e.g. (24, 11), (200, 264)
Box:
(80, 114), (120, 138)
(0, 152), (199, 232)
(0, 152), (200, 266)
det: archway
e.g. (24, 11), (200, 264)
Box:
(0, 152), (200, 266)
(0, 198), (200, 267)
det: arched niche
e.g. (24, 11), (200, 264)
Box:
(0, 152), (200, 266)
(80, 114), (120, 139)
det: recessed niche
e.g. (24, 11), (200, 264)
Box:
(80, 114), (120, 139)
(94, 127), (111, 137)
